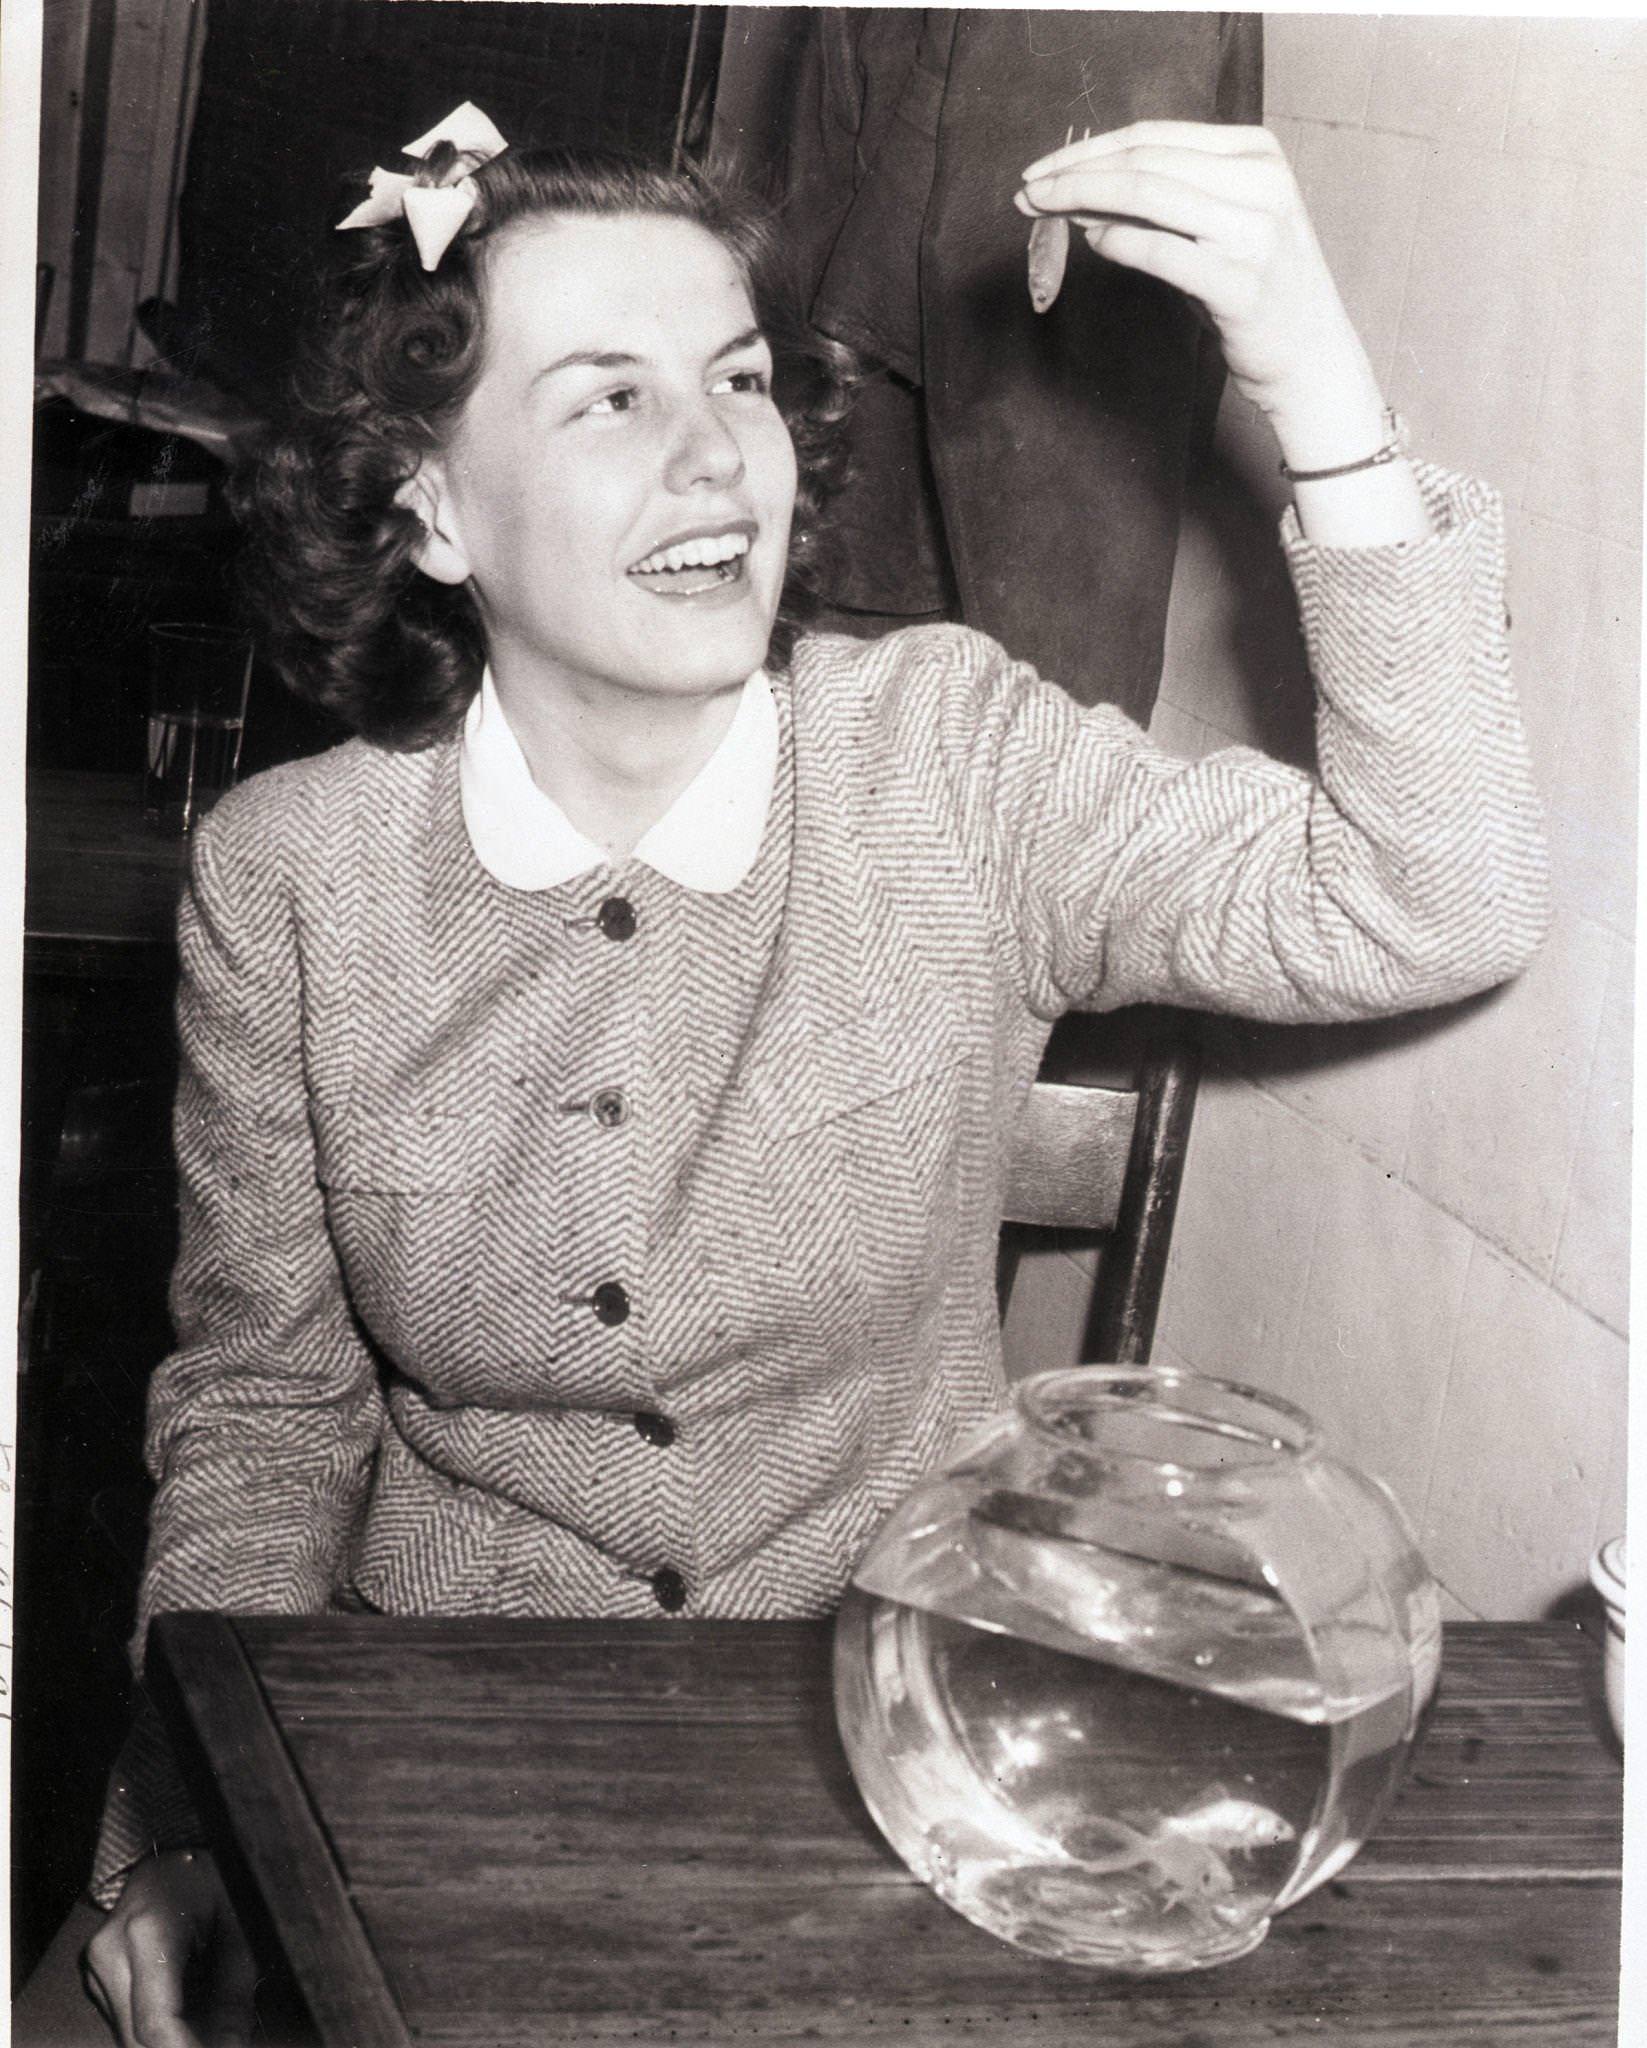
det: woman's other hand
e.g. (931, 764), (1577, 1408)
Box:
(1016, 122), (1430, 543)
(83, 1850), (258, 2048)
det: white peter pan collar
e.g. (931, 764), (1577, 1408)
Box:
(459, 665), (778, 893)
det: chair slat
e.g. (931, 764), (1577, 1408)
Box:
(1003, 1081), (1137, 1231)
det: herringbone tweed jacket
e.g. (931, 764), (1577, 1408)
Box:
(95, 464), (1546, 1896)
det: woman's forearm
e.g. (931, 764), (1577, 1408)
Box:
(1260, 342), (1434, 549)
(925, 463), (1548, 1026)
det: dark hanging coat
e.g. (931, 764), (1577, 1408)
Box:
(711, 7), (1264, 719)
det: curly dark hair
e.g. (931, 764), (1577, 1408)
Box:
(238, 143), (858, 749)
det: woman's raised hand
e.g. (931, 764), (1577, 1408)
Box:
(83, 1850), (258, 2048)
(1017, 121), (1429, 545)
(1016, 121), (1368, 415)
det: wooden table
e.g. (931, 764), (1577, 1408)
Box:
(25, 767), (187, 979)
(147, 1614), (1623, 2048)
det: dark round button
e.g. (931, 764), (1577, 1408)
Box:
(591, 1280), (630, 1326)
(651, 1566), (687, 1612)
(633, 1410), (675, 1448)
(596, 896), (637, 942)
(591, 1088), (629, 1129)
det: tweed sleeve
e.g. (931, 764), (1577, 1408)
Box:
(921, 462), (1548, 1022)
(90, 808), (386, 1907)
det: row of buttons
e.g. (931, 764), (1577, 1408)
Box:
(635, 1411), (682, 1609)
(575, 892), (671, 1613)
(569, 908), (633, 1326)
(565, 900), (632, 1125)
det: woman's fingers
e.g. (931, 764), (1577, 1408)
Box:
(1023, 119), (1280, 181)
(82, 1852), (235, 2048)
(124, 1907), (206, 2048)
(1078, 220), (1246, 312)
(1016, 115), (1396, 507)
(1023, 140), (1288, 212)
(1018, 166), (1262, 252)
(1025, 140), (1292, 214)
(1015, 113), (1369, 423)
(82, 1926), (135, 2044)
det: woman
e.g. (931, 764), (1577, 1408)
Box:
(83, 106), (1546, 2047)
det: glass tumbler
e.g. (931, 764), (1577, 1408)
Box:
(834, 1366), (1441, 1973)
(144, 622), (254, 833)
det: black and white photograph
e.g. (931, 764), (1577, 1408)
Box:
(9, 5), (1638, 2043)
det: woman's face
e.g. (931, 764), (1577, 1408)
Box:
(413, 212), (799, 708)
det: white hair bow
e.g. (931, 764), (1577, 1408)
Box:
(336, 101), (509, 271)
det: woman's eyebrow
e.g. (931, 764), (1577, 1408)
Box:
(531, 348), (641, 387)
(531, 327), (769, 388)
(710, 326), (769, 361)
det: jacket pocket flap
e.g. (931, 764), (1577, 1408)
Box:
(312, 1102), (495, 1192)
(750, 1012), (973, 1139)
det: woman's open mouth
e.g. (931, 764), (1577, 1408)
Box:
(627, 528), (752, 599)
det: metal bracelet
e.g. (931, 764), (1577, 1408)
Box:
(1280, 408), (1409, 483)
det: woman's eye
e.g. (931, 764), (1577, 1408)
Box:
(583, 387), (639, 417)
(713, 368), (771, 397)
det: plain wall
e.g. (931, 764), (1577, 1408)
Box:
(1003, 13), (1638, 1621)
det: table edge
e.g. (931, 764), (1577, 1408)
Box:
(148, 1611), (413, 2048)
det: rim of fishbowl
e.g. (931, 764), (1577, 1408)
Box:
(1013, 1364), (1325, 1473)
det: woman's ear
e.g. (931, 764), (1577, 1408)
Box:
(397, 459), (471, 587)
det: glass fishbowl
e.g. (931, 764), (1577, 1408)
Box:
(834, 1366), (1441, 1973)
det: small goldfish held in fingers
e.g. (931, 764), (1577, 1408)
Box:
(1027, 215), (1070, 314)
(1025, 124), (1085, 313)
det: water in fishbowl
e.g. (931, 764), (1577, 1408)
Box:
(834, 1509), (1423, 1973)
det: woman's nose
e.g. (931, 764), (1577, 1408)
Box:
(663, 399), (746, 494)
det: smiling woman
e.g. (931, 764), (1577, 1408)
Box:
(241, 140), (849, 758)
(79, 102), (1551, 2048)
(403, 213), (798, 847)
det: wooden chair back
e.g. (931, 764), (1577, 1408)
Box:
(999, 1007), (1200, 1364)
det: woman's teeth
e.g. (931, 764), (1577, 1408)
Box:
(629, 531), (752, 577)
